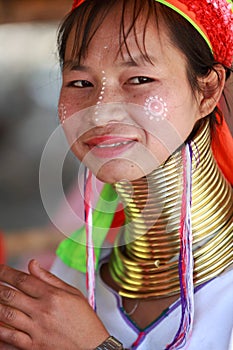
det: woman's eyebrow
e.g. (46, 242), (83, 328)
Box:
(63, 60), (90, 71)
(62, 54), (158, 71)
(117, 54), (158, 67)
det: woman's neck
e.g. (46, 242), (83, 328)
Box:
(108, 120), (233, 299)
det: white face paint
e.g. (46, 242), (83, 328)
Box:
(94, 71), (106, 121)
(144, 95), (168, 121)
(58, 103), (67, 124)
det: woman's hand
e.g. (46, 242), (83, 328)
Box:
(0, 260), (109, 350)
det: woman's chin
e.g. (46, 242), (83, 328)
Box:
(92, 159), (149, 184)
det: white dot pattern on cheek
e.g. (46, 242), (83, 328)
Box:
(144, 95), (168, 121)
(94, 70), (107, 121)
(58, 103), (67, 124)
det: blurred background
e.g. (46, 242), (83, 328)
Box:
(0, 0), (78, 269)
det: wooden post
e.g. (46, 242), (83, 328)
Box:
(0, 0), (71, 24)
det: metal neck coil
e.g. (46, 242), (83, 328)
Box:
(109, 121), (233, 299)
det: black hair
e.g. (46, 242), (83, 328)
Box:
(57, 0), (232, 132)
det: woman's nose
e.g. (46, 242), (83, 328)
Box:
(91, 84), (128, 125)
(92, 102), (129, 126)
(96, 79), (125, 104)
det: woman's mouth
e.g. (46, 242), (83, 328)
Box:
(85, 136), (137, 158)
(96, 140), (133, 148)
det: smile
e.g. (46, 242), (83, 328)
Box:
(95, 140), (133, 148)
(85, 136), (136, 158)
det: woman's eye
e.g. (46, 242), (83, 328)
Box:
(127, 76), (154, 85)
(68, 80), (93, 88)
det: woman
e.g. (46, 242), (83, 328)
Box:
(0, 0), (232, 349)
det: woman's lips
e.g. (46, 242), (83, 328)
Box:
(84, 136), (137, 158)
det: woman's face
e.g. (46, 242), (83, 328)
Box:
(59, 9), (203, 183)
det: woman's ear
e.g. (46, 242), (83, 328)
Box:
(198, 65), (226, 118)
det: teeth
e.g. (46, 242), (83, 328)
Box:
(96, 141), (132, 148)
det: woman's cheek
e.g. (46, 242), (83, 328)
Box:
(143, 95), (169, 122)
(58, 90), (75, 123)
(133, 92), (170, 130)
(59, 88), (93, 121)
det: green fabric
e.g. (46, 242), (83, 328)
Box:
(56, 183), (119, 272)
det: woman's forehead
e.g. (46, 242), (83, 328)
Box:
(64, 8), (170, 66)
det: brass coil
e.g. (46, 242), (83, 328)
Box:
(109, 121), (233, 298)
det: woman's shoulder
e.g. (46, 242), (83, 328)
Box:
(186, 267), (233, 349)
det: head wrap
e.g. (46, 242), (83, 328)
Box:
(72, 0), (85, 9)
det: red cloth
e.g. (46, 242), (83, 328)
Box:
(211, 115), (233, 186)
(72, 0), (85, 10)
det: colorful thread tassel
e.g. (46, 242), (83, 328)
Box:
(84, 168), (96, 310)
(166, 143), (194, 349)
